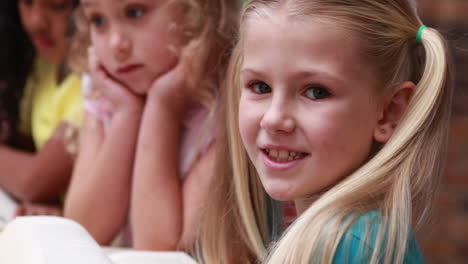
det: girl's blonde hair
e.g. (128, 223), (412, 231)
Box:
(198, 0), (452, 263)
(69, 0), (241, 110)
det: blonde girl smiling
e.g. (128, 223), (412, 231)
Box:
(199, 0), (452, 263)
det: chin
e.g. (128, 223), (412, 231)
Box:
(124, 80), (151, 95)
(267, 192), (293, 201)
(130, 86), (149, 95)
(261, 178), (296, 201)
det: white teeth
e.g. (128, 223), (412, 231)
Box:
(270, 149), (278, 158)
(279, 150), (289, 159)
(265, 149), (305, 162)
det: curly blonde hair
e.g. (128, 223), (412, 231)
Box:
(69, 0), (241, 110)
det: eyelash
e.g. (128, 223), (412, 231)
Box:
(303, 86), (331, 100)
(87, 5), (146, 27)
(125, 6), (146, 19)
(248, 81), (271, 94)
(247, 81), (331, 100)
(89, 14), (105, 28)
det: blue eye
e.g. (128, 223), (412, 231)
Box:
(90, 16), (105, 27)
(304, 87), (330, 100)
(126, 7), (145, 19)
(250, 81), (271, 94)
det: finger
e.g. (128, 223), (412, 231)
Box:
(21, 203), (33, 216)
(95, 66), (137, 103)
(28, 206), (40, 216)
(87, 46), (98, 73)
(165, 59), (186, 85)
(94, 68), (125, 99)
(53, 209), (63, 217)
(87, 48), (106, 93)
(86, 49), (139, 105)
(88, 48), (116, 94)
(34, 207), (48, 216)
(24, 204), (43, 216)
(15, 206), (25, 217)
(24, 206), (34, 216)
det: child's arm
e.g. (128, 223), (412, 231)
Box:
(131, 98), (183, 250)
(0, 124), (75, 202)
(131, 60), (217, 250)
(132, 98), (217, 251)
(131, 63), (191, 251)
(65, 110), (141, 245)
(64, 57), (143, 245)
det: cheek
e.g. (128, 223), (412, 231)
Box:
(91, 35), (112, 66)
(51, 14), (71, 39)
(141, 23), (180, 59)
(323, 113), (375, 172)
(18, 5), (31, 30)
(140, 36), (178, 76)
(302, 105), (374, 159)
(238, 98), (260, 146)
(238, 100), (251, 143)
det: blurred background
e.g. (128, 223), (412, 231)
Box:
(417, 0), (468, 263)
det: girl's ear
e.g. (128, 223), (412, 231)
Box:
(374, 81), (416, 143)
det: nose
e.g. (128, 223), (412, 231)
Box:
(260, 97), (296, 134)
(109, 30), (131, 62)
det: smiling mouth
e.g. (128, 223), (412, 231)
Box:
(262, 149), (309, 162)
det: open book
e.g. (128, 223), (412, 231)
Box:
(0, 216), (197, 264)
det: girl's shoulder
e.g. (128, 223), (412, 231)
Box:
(333, 211), (425, 264)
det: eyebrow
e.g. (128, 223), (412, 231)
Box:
(241, 68), (344, 86)
(240, 68), (266, 78)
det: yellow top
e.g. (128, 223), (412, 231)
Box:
(19, 58), (83, 149)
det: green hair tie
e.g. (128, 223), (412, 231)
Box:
(416, 25), (426, 44)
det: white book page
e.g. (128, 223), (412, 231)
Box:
(0, 188), (17, 229)
(0, 216), (113, 264)
(108, 250), (197, 264)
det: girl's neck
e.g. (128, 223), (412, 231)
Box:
(294, 195), (321, 215)
(56, 63), (69, 85)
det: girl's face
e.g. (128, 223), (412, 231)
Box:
(239, 16), (384, 201)
(82, 0), (183, 95)
(18, 0), (74, 63)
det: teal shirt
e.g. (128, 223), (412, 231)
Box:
(332, 212), (424, 263)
